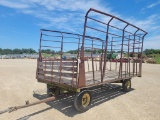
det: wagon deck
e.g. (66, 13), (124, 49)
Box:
(37, 57), (143, 89)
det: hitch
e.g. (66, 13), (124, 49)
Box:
(0, 96), (55, 115)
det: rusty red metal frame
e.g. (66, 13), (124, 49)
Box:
(36, 8), (147, 90)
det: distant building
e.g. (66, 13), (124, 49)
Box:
(0, 55), (6, 59)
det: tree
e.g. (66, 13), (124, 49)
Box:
(0, 48), (2, 55)
(143, 49), (160, 55)
(13, 48), (22, 54)
(0, 48), (37, 55)
(66, 49), (78, 54)
(3, 49), (12, 54)
(27, 48), (36, 54)
(129, 52), (135, 57)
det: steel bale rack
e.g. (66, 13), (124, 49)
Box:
(0, 8), (147, 114)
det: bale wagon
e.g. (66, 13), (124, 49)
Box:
(0, 8), (147, 114)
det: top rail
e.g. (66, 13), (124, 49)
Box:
(87, 8), (148, 34)
(41, 29), (104, 42)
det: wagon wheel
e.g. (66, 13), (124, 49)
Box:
(74, 90), (92, 112)
(47, 84), (60, 97)
(122, 79), (131, 92)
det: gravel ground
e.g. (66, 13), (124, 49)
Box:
(0, 59), (160, 120)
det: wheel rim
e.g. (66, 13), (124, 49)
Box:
(126, 81), (131, 89)
(82, 93), (90, 107)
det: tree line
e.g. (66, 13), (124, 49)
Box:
(143, 49), (160, 55)
(66, 49), (120, 54)
(0, 48), (37, 55)
(1, 48), (159, 55)
(67, 49), (160, 55)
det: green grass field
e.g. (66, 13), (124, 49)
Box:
(150, 54), (160, 64)
(41, 53), (53, 57)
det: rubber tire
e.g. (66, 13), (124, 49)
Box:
(47, 84), (56, 97)
(74, 90), (92, 112)
(122, 79), (131, 92)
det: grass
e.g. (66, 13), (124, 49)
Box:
(41, 53), (53, 57)
(41, 53), (62, 58)
(149, 54), (160, 64)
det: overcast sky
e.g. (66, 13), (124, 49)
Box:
(0, 0), (160, 51)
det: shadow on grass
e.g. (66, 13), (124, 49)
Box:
(17, 84), (134, 120)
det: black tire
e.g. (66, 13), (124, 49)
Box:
(74, 90), (92, 112)
(122, 79), (131, 92)
(47, 84), (57, 97)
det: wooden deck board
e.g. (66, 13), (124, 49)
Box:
(37, 74), (77, 86)
(37, 69), (137, 87)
